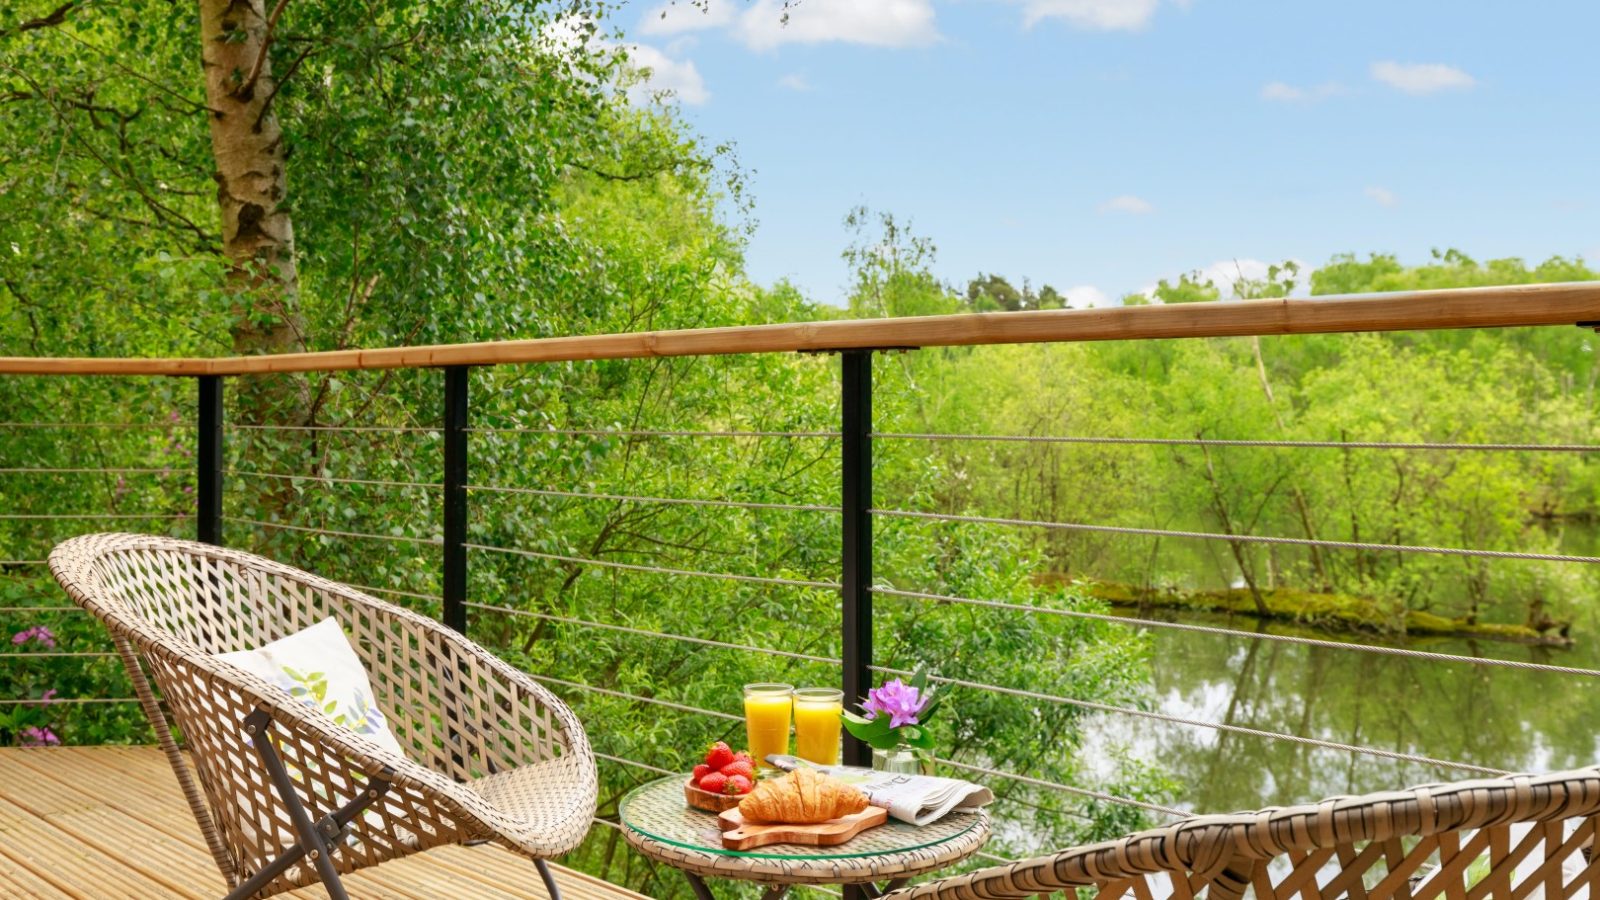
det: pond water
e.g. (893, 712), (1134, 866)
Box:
(1082, 604), (1600, 816)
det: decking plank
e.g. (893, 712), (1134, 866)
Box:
(0, 746), (645, 899)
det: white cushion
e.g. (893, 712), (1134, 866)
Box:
(219, 618), (406, 760)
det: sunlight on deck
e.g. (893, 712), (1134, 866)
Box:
(0, 745), (643, 899)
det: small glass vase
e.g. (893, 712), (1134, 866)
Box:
(871, 744), (933, 775)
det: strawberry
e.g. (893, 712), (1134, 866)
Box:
(720, 759), (754, 781)
(733, 750), (754, 767)
(725, 773), (753, 795)
(692, 763), (713, 782)
(704, 741), (735, 770)
(698, 772), (729, 794)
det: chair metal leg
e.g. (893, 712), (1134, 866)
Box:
(535, 858), (562, 899)
(232, 709), (392, 900)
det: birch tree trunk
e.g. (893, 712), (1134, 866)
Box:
(198, 0), (307, 419)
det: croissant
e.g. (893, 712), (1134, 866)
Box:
(738, 767), (869, 824)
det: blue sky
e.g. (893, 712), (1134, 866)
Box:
(609, 0), (1600, 306)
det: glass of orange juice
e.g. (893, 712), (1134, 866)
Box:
(743, 683), (793, 768)
(792, 687), (843, 765)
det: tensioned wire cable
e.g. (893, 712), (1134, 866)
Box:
(874, 433), (1600, 452)
(222, 517), (441, 546)
(871, 508), (1600, 564)
(464, 543), (841, 591)
(531, 666), (1171, 813)
(868, 664), (1506, 776)
(871, 587), (1600, 677)
(467, 483), (836, 514)
(466, 602), (841, 666)
(0, 467), (178, 474)
(464, 427), (839, 438)
(229, 470), (439, 490)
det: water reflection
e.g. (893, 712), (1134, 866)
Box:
(1087, 608), (1600, 814)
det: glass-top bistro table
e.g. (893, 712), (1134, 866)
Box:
(618, 775), (990, 899)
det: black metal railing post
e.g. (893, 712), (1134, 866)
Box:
(442, 366), (470, 634)
(840, 350), (873, 768)
(196, 375), (224, 546)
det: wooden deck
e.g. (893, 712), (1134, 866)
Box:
(0, 745), (645, 899)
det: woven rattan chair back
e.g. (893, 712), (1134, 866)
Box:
(50, 532), (596, 899)
(888, 767), (1600, 900)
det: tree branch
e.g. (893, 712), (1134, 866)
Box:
(3, 1), (77, 38)
(251, 42), (314, 131)
(234, 0), (290, 100)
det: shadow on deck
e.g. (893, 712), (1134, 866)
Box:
(0, 745), (643, 899)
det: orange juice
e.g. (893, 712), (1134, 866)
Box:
(743, 683), (793, 767)
(793, 688), (843, 765)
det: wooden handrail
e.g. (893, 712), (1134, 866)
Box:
(4, 281), (1599, 376)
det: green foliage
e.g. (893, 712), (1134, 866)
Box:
(4, 0), (1599, 889)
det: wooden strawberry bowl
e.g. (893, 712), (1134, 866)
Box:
(684, 778), (743, 813)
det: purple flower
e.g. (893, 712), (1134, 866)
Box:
(40, 688), (57, 705)
(861, 679), (927, 729)
(11, 626), (57, 649)
(20, 726), (59, 747)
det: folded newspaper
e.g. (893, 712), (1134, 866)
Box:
(765, 755), (994, 826)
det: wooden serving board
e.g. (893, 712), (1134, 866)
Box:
(716, 805), (888, 850)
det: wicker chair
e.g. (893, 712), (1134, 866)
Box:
(885, 766), (1600, 900)
(48, 532), (597, 900)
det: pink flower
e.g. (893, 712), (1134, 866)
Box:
(20, 726), (59, 747)
(40, 688), (57, 705)
(11, 626), (57, 649)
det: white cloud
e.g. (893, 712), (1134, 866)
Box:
(777, 73), (812, 91)
(1364, 186), (1397, 208)
(541, 15), (708, 106)
(1097, 194), (1153, 215)
(623, 43), (710, 105)
(539, 13), (597, 54)
(1261, 81), (1345, 103)
(1370, 61), (1476, 95)
(1022, 0), (1161, 31)
(643, 0), (938, 50)
(1063, 284), (1112, 308)
(638, 1), (737, 36)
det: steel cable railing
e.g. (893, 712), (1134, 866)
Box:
(528, 674), (742, 722)
(466, 602), (843, 666)
(467, 484), (837, 514)
(0, 467), (178, 475)
(873, 432), (1600, 453)
(223, 517), (442, 546)
(0, 422), (178, 430)
(0, 513), (187, 522)
(229, 424), (440, 433)
(0, 697), (138, 705)
(344, 583), (444, 603)
(464, 543), (841, 591)
(11, 305), (1600, 876)
(871, 508), (1600, 565)
(932, 757), (1187, 819)
(868, 664), (1507, 776)
(6, 651), (116, 659)
(871, 586), (1600, 678)
(229, 470), (440, 491)
(464, 427), (840, 439)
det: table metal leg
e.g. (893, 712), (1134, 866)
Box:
(684, 872), (718, 900)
